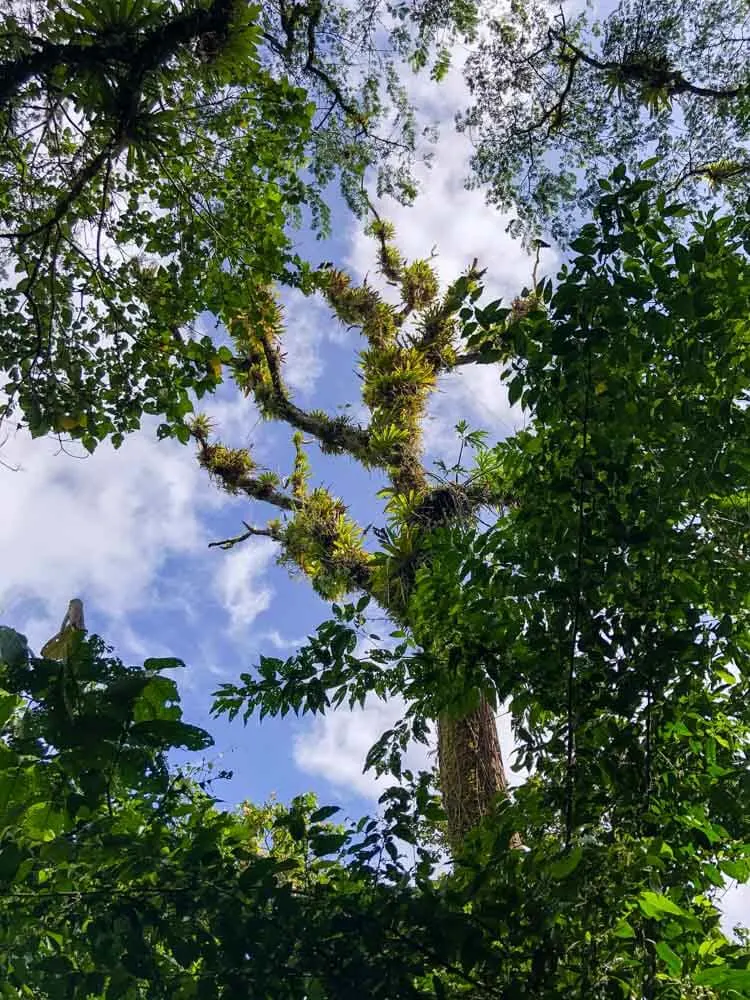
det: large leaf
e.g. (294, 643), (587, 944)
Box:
(129, 719), (213, 751)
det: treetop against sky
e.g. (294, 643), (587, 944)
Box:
(2, 0), (750, 949)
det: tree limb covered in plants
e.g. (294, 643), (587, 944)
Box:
(194, 219), (526, 850)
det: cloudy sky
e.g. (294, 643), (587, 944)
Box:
(2, 47), (748, 933)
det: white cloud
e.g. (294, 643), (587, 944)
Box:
(348, 61), (558, 296)
(257, 628), (310, 652)
(294, 693), (522, 802)
(278, 290), (343, 396)
(293, 695), (433, 798)
(721, 883), (750, 938)
(213, 537), (277, 634)
(424, 365), (526, 459)
(0, 423), (218, 647)
(202, 390), (263, 448)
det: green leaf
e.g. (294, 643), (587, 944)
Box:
(310, 805), (341, 823)
(432, 974), (447, 999)
(273, 858), (302, 874)
(673, 243), (691, 274)
(637, 892), (688, 920)
(719, 859), (749, 881)
(655, 941), (682, 977)
(0, 843), (23, 884)
(570, 237), (595, 254)
(129, 720), (213, 751)
(0, 691), (20, 728)
(310, 832), (348, 856)
(612, 919), (636, 939)
(694, 967), (750, 990)
(507, 375), (524, 407)
(143, 657), (185, 672)
(548, 846), (583, 879)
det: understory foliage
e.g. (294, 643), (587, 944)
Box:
(0, 625), (451, 998)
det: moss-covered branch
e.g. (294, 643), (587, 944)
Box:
(317, 224), (487, 492)
(229, 289), (371, 459)
(192, 415), (297, 510)
(193, 416), (373, 599)
(200, 221), (526, 603)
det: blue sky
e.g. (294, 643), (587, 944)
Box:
(2, 42), (748, 932)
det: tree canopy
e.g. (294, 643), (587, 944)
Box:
(4, 0), (750, 995)
(460, 0), (750, 242)
(0, 0), (475, 448)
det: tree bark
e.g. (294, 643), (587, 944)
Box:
(437, 693), (510, 853)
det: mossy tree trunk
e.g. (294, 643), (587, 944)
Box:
(437, 696), (509, 853)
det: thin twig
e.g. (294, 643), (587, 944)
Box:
(209, 521), (281, 550)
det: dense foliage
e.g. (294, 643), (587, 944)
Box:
(4, 180), (750, 994)
(4, 0), (750, 993)
(0, 0), (314, 446)
(0, 625), (450, 998)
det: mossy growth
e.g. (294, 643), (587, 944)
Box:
(279, 487), (372, 599)
(361, 345), (436, 488)
(366, 218), (402, 284)
(290, 431), (311, 501)
(509, 293), (541, 323)
(367, 423), (411, 464)
(322, 270), (385, 334)
(368, 523), (421, 618)
(255, 470), (282, 493)
(189, 412), (215, 443)
(317, 221), (486, 492)
(202, 220), (502, 598)
(197, 442), (255, 493)
(307, 411), (358, 456)
(402, 260), (439, 312)
(229, 287), (286, 411)
(362, 346), (436, 421)
(361, 301), (398, 349)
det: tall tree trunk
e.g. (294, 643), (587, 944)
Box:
(437, 694), (510, 853)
